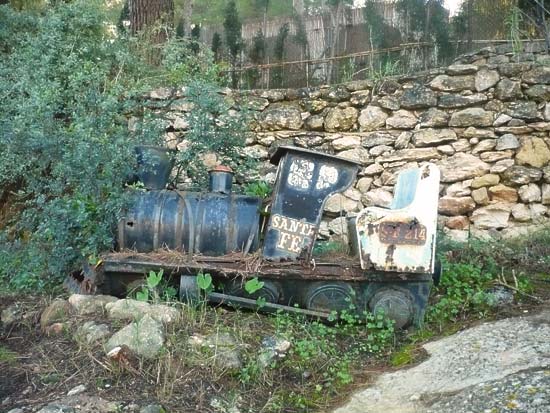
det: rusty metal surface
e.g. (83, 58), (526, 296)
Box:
(378, 222), (427, 245)
(99, 251), (433, 283)
(262, 146), (360, 262)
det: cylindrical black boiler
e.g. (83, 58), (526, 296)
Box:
(118, 190), (261, 256)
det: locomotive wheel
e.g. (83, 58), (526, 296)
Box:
(303, 282), (354, 314)
(368, 288), (414, 329)
(225, 279), (282, 304)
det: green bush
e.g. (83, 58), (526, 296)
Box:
(0, 1), (253, 290)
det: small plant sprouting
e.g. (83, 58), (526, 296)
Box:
(136, 269), (164, 302)
(196, 272), (213, 294)
(244, 277), (264, 295)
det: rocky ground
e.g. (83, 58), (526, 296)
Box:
(334, 308), (550, 413)
(1, 290), (548, 413)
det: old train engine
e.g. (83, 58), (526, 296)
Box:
(83, 145), (441, 328)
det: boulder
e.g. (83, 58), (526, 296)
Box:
(419, 108), (449, 127)
(324, 107), (358, 132)
(326, 85), (351, 102)
(471, 203), (512, 229)
(524, 84), (550, 101)
(449, 108), (493, 127)
(488, 184), (519, 203)
(324, 193), (359, 214)
(518, 184), (542, 203)
(439, 153), (490, 183)
(337, 147), (371, 165)
(378, 95), (400, 110)
(394, 131), (412, 149)
(362, 163), (384, 176)
(494, 113), (513, 127)
(104, 314), (164, 360)
(362, 131), (396, 148)
(400, 86), (437, 109)
(451, 139), (471, 152)
(544, 103), (550, 121)
(542, 184), (550, 205)
(356, 177), (373, 193)
(259, 105), (303, 130)
(522, 66), (550, 84)
(328, 217), (349, 243)
(475, 69), (500, 92)
(302, 99), (328, 113)
(498, 62), (533, 77)
(305, 114), (325, 130)
(480, 151), (513, 163)
(462, 127), (496, 139)
(502, 165), (543, 186)
(385, 110), (418, 129)
(105, 299), (180, 324)
(446, 64), (478, 75)
(530, 204), (548, 221)
(495, 134), (520, 151)
(412, 128), (457, 147)
(378, 148), (440, 163)
(76, 321), (110, 345)
(260, 89), (285, 101)
(515, 137), (550, 168)
(511, 204), (532, 222)
(446, 180), (472, 197)
(242, 145), (269, 160)
(490, 159), (515, 174)
(438, 196), (476, 216)
(350, 90), (371, 106)
(471, 140), (496, 155)
(471, 174), (500, 189)
(505, 101), (540, 121)
(358, 106), (388, 131)
(370, 145), (392, 156)
(437, 145), (455, 155)
(471, 187), (490, 205)
(40, 300), (73, 330)
(445, 216), (470, 230)
(68, 294), (118, 316)
(437, 93), (487, 109)
(332, 135), (361, 151)
(495, 79), (522, 101)
(361, 188), (393, 207)
(430, 75), (475, 92)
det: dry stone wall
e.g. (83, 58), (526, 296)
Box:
(158, 42), (550, 243)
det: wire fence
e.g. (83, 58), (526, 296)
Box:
(225, 39), (546, 90)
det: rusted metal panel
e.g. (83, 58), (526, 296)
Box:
(262, 146), (360, 261)
(356, 163), (440, 274)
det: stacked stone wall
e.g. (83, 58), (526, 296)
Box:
(158, 42), (550, 242)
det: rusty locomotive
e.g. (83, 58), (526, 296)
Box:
(73, 145), (442, 328)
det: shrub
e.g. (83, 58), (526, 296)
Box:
(0, 1), (253, 290)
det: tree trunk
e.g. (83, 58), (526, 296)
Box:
(183, 0), (193, 37)
(129, 0), (174, 36)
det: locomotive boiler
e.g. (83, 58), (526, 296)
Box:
(74, 145), (442, 328)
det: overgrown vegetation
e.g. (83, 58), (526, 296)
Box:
(0, 1), (253, 291)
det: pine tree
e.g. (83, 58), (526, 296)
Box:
(223, 0), (242, 87)
(250, 29), (266, 64)
(211, 32), (222, 62)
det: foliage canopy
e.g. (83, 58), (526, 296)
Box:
(0, 0), (252, 290)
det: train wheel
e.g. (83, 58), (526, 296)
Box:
(225, 279), (282, 303)
(368, 288), (414, 329)
(303, 282), (354, 314)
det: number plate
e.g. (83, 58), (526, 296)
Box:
(379, 222), (427, 245)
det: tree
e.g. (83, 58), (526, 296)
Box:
(247, 29), (266, 88)
(189, 24), (200, 53)
(272, 23), (290, 87)
(397, 0), (451, 64)
(223, 0), (242, 88)
(518, 0), (550, 51)
(128, 0), (174, 35)
(211, 32), (222, 61)
(256, 0), (270, 40)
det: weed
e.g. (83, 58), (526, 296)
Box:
(134, 269), (177, 303)
(0, 345), (17, 364)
